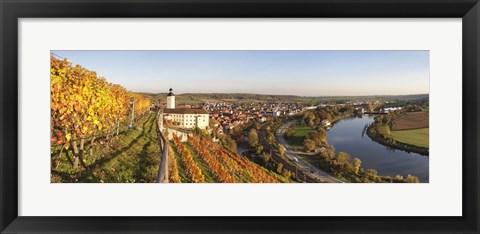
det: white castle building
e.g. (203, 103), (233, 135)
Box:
(162, 88), (209, 129)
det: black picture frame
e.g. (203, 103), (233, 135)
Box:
(1, 0), (479, 233)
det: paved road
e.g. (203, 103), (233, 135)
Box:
(236, 147), (249, 157)
(276, 121), (343, 183)
(257, 123), (321, 183)
(269, 149), (321, 183)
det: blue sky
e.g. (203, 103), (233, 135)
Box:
(52, 50), (429, 96)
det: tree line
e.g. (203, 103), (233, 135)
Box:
(318, 146), (419, 183)
(367, 104), (429, 155)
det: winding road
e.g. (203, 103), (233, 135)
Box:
(276, 121), (343, 183)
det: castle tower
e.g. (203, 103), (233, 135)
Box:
(166, 88), (175, 109)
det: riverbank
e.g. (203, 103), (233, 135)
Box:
(366, 124), (429, 156)
(326, 115), (427, 182)
(329, 114), (428, 157)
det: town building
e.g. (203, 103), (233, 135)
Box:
(355, 107), (365, 115)
(320, 119), (331, 126)
(161, 88), (209, 129)
(264, 111), (281, 117)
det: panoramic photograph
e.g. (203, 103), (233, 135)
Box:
(50, 50), (429, 183)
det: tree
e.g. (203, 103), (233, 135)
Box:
(317, 128), (327, 144)
(365, 169), (379, 182)
(367, 104), (374, 111)
(303, 139), (316, 152)
(255, 145), (264, 155)
(336, 152), (350, 166)
(278, 144), (285, 156)
(282, 168), (292, 179)
(322, 145), (336, 161)
(229, 126), (243, 142)
(266, 132), (275, 145)
(252, 121), (261, 130)
(260, 152), (270, 166)
(307, 130), (327, 146)
(303, 112), (315, 127)
(247, 128), (258, 148)
(225, 137), (237, 151)
(284, 128), (295, 138)
(406, 174), (420, 183)
(276, 163), (283, 174)
(353, 157), (362, 174)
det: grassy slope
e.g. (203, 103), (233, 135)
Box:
(51, 112), (161, 183)
(285, 126), (315, 150)
(390, 128), (429, 148)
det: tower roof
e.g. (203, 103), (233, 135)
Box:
(167, 88), (174, 97)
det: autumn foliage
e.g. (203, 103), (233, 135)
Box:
(50, 56), (151, 168)
(172, 134), (205, 183)
(169, 133), (278, 183)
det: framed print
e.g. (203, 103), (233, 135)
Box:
(1, 0), (479, 233)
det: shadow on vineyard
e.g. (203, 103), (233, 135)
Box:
(51, 113), (161, 183)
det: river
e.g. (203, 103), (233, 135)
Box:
(326, 115), (429, 182)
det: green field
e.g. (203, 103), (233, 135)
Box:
(390, 128), (429, 148)
(285, 125), (316, 150)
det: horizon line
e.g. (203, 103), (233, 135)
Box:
(137, 91), (429, 97)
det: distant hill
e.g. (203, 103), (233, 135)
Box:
(145, 92), (429, 105)
(151, 93), (307, 104)
(384, 94), (429, 101)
